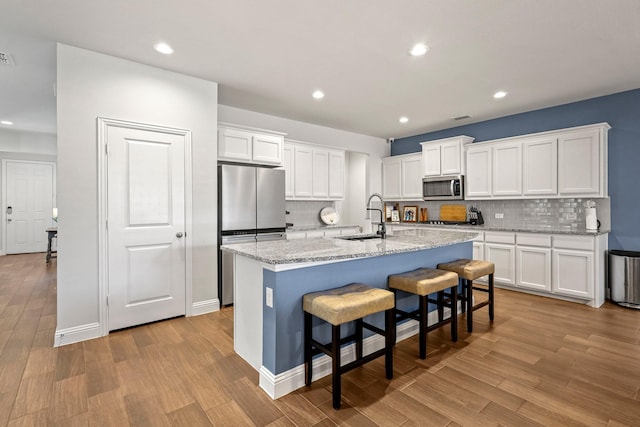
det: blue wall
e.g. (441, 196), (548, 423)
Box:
(392, 88), (640, 251)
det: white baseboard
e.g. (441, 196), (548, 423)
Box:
(259, 307), (457, 399)
(54, 322), (101, 347)
(191, 298), (219, 316)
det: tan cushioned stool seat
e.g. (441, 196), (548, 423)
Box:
(303, 283), (394, 326)
(388, 268), (458, 296)
(437, 259), (495, 280)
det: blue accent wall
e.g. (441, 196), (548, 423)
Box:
(392, 88), (640, 251)
(261, 242), (472, 375)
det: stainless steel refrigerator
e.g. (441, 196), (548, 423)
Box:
(218, 164), (286, 306)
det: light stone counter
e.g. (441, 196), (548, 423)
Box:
(222, 228), (477, 265)
(389, 222), (610, 236)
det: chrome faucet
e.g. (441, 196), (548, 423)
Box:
(366, 193), (386, 239)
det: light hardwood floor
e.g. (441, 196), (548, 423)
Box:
(1, 253), (639, 426)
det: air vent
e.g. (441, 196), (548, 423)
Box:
(453, 115), (472, 121)
(0, 52), (15, 66)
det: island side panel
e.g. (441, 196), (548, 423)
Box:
(234, 254), (264, 371)
(262, 241), (472, 375)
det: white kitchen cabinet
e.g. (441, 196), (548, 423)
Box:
(551, 234), (599, 301)
(285, 141), (345, 200)
(558, 127), (607, 197)
(465, 122), (609, 200)
(471, 231), (485, 261)
(283, 144), (294, 198)
(522, 136), (557, 196)
(312, 149), (329, 198)
(328, 150), (345, 199)
(516, 241), (552, 292)
(293, 144), (313, 197)
(218, 123), (285, 166)
(382, 157), (402, 199)
(492, 141), (522, 196)
(382, 153), (423, 200)
(421, 136), (473, 177)
(465, 145), (492, 198)
(484, 232), (516, 285)
(401, 154), (423, 199)
(552, 249), (594, 300)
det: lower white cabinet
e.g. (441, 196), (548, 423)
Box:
(461, 228), (606, 307)
(552, 249), (594, 299)
(517, 246), (552, 292)
(485, 243), (516, 285)
(516, 233), (552, 292)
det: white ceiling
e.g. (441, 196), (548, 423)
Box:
(1, 1), (640, 138)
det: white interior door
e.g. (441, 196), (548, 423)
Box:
(4, 161), (55, 254)
(106, 123), (187, 331)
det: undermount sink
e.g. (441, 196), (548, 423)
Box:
(338, 234), (384, 241)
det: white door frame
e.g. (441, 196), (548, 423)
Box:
(1, 159), (57, 256)
(97, 117), (193, 337)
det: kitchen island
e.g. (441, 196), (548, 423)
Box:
(221, 228), (477, 399)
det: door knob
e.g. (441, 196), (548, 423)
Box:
(7, 218), (11, 222)
(176, 232), (184, 238)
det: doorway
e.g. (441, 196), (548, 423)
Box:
(2, 159), (56, 255)
(98, 118), (192, 332)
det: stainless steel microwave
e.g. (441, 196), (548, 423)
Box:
(422, 175), (464, 200)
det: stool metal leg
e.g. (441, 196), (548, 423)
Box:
(489, 273), (495, 321)
(418, 295), (428, 359)
(437, 291), (444, 322)
(355, 318), (363, 360)
(304, 312), (312, 386)
(385, 308), (394, 379)
(332, 324), (341, 409)
(451, 288), (458, 342)
(466, 279), (473, 333)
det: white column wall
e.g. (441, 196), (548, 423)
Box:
(56, 44), (218, 333)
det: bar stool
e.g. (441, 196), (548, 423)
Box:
(303, 283), (395, 409)
(437, 259), (495, 333)
(387, 268), (459, 359)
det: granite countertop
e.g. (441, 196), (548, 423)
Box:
(390, 222), (610, 236)
(286, 224), (360, 232)
(221, 228), (477, 265)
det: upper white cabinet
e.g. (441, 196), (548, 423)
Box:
(492, 141), (522, 197)
(284, 140), (345, 200)
(465, 123), (609, 200)
(522, 136), (558, 196)
(382, 153), (422, 200)
(465, 145), (492, 198)
(558, 127), (607, 196)
(382, 157), (402, 199)
(218, 123), (285, 166)
(328, 150), (345, 199)
(421, 136), (474, 177)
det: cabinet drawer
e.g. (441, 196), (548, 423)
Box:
(484, 232), (515, 244)
(553, 235), (594, 251)
(517, 233), (551, 247)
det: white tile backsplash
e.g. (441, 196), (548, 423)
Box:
(286, 201), (338, 227)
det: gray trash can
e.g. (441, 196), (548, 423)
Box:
(608, 250), (640, 309)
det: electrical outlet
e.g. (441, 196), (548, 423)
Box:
(265, 287), (273, 308)
(495, 213), (504, 219)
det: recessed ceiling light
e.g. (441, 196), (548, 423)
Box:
(312, 90), (325, 100)
(154, 42), (174, 55)
(410, 43), (429, 56)
(493, 91), (507, 99)
(1, 120), (13, 125)
(399, 117), (409, 124)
